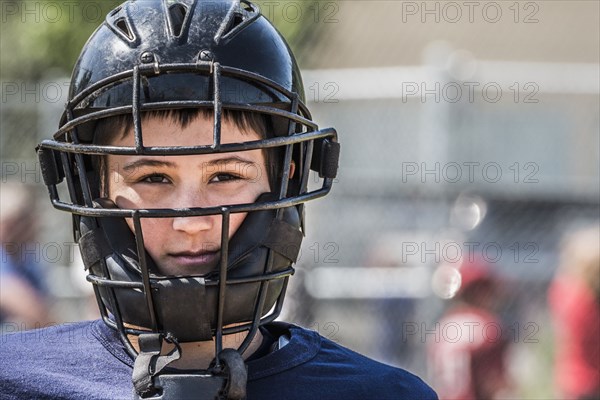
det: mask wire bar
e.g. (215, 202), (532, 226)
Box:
(132, 65), (145, 152)
(235, 94), (300, 355)
(133, 211), (159, 332)
(214, 208), (230, 367)
(65, 107), (94, 207)
(299, 139), (315, 196)
(59, 152), (80, 206)
(90, 241), (139, 358)
(213, 62), (222, 150)
(277, 93), (299, 201)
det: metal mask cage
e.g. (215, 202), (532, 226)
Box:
(37, 61), (339, 363)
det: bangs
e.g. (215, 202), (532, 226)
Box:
(93, 109), (270, 145)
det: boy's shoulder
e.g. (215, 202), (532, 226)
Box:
(0, 320), (438, 399)
(248, 322), (438, 400)
(1, 320), (94, 357)
(0, 320), (133, 400)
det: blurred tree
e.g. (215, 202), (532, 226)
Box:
(1, 0), (123, 80)
(0, 0), (327, 80)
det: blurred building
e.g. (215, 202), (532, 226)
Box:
(289, 2), (599, 398)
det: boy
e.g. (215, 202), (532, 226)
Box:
(1, 1), (437, 399)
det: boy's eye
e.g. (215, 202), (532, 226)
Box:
(209, 173), (240, 183)
(140, 174), (170, 184)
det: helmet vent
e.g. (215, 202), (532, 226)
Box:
(215, 0), (259, 44)
(106, 4), (138, 45)
(240, 1), (254, 12)
(106, 2), (139, 46)
(108, 6), (122, 17)
(167, 3), (188, 38)
(115, 18), (135, 41)
(232, 12), (244, 30)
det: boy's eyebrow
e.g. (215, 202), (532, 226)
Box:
(203, 156), (257, 167)
(122, 159), (175, 172)
(121, 156), (257, 171)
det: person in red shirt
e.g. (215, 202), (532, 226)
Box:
(548, 227), (600, 400)
(429, 258), (511, 400)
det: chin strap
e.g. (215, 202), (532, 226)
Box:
(132, 333), (182, 398)
(132, 334), (247, 400)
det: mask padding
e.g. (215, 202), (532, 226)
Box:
(225, 192), (301, 271)
(311, 138), (340, 179)
(92, 198), (155, 273)
(37, 147), (64, 185)
(85, 194), (302, 342)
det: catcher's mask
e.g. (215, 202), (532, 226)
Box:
(36, 0), (339, 398)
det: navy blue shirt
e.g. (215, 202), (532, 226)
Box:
(0, 320), (437, 399)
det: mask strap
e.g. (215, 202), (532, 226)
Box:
(132, 341), (247, 400)
(132, 333), (181, 398)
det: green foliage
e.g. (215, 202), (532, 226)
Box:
(1, 1), (123, 80)
(254, 0), (323, 49)
(0, 0), (326, 80)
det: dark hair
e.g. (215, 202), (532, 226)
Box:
(92, 109), (283, 197)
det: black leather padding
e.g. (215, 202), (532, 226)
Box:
(78, 227), (112, 270)
(36, 147), (64, 185)
(263, 219), (302, 262)
(310, 138), (340, 179)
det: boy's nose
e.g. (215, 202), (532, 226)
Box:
(171, 214), (216, 235)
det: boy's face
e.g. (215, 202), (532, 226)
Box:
(106, 114), (271, 276)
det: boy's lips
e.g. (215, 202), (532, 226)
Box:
(168, 250), (221, 268)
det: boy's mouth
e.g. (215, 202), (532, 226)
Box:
(164, 250), (222, 276)
(169, 250), (220, 265)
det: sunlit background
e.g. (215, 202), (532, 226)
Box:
(1, 1), (599, 399)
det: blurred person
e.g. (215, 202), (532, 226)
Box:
(548, 226), (600, 400)
(0, 181), (51, 329)
(0, 1), (437, 399)
(428, 258), (512, 400)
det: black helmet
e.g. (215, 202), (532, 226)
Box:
(36, 0), (339, 397)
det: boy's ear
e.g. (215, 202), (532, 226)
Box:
(289, 160), (296, 179)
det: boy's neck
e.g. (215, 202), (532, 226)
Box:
(127, 329), (264, 370)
